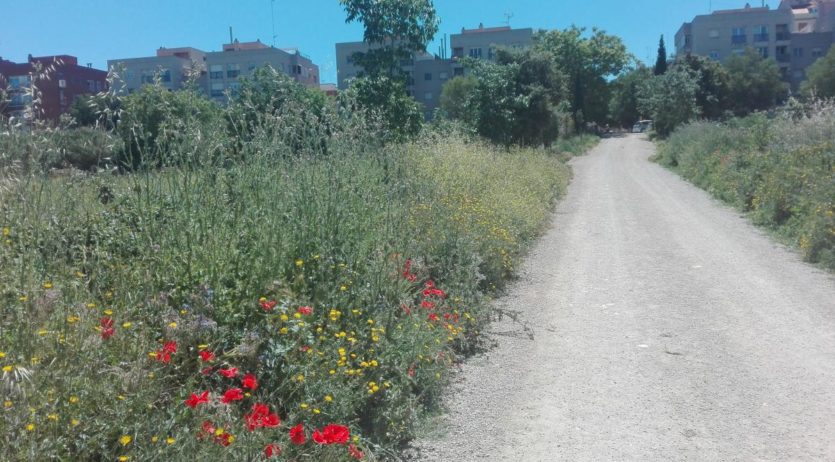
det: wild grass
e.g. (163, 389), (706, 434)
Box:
(656, 100), (835, 269)
(0, 75), (591, 460)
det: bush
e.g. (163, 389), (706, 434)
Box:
(656, 102), (835, 269)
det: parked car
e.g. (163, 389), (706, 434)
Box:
(632, 120), (653, 133)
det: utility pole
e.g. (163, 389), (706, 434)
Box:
(271, 0), (278, 47)
(503, 11), (514, 27)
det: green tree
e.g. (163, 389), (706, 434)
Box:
(674, 54), (731, 119)
(638, 65), (700, 137)
(654, 35), (668, 75)
(801, 46), (835, 98)
(725, 48), (787, 116)
(439, 75), (478, 121)
(535, 27), (631, 130)
(342, 76), (422, 142)
(339, 0), (439, 79)
(609, 65), (652, 128)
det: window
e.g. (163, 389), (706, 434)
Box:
(424, 72), (432, 81)
(87, 80), (95, 91)
(798, 22), (809, 32)
(424, 92), (433, 100)
(468, 48), (482, 58)
(776, 46), (790, 62)
(757, 47), (769, 58)
(347, 55), (354, 64)
(488, 47), (495, 60)
(776, 24), (790, 41)
(227, 63), (240, 78)
(140, 70), (155, 84)
(453, 67), (464, 77)
(709, 28), (720, 39)
(210, 65), (223, 79)
(160, 69), (171, 83)
(210, 83), (224, 97)
(685, 34), (692, 46)
(452, 47), (464, 58)
(793, 47), (804, 58)
(248, 62), (258, 71)
(8, 75), (30, 89)
(228, 81), (241, 96)
(292, 64), (302, 75)
(753, 25), (768, 42)
(439, 72), (448, 80)
(812, 48), (824, 58)
(732, 48), (745, 56)
(731, 27), (747, 44)
(709, 50), (720, 60)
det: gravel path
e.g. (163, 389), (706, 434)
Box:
(411, 135), (835, 462)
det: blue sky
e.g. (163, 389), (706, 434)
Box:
(0, 0), (765, 84)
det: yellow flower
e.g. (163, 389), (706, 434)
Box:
(47, 414), (59, 421)
(166, 437), (176, 445)
(340, 285), (348, 292)
(300, 403), (309, 409)
(70, 419), (80, 427)
(86, 303), (96, 309)
(121, 322), (132, 329)
(324, 395), (333, 402)
(103, 309), (113, 316)
(214, 428), (225, 437)
(3, 365), (14, 373)
(295, 259), (304, 267)
(19, 296), (27, 302)
(117, 395), (126, 401)
(3, 400), (12, 408)
(280, 314), (289, 322)
(0, 351), (4, 359)
(279, 327), (289, 335)
(151, 436), (159, 443)
(226, 434), (236, 444)
(118, 457), (130, 462)
(168, 322), (177, 329)
(367, 319), (374, 326)
(75, 271), (85, 278)
(293, 312), (302, 319)
(1, 227), (9, 236)
(296, 374), (305, 382)
(119, 435), (132, 446)
(30, 357), (41, 365)
(180, 309), (188, 315)
(69, 396), (79, 404)
(42, 282), (53, 289)
(329, 369), (336, 375)
(197, 344), (209, 350)
(67, 315), (80, 324)
(313, 408), (321, 414)
(25, 423), (35, 431)
(37, 329), (49, 336)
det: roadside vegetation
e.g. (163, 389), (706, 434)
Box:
(655, 101), (835, 270)
(0, 2), (603, 460)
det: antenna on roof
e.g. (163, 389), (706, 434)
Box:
(503, 11), (514, 27)
(271, 0), (278, 47)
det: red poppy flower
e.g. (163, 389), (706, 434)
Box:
(241, 373), (258, 391)
(299, 345), (311, 353)
(408, 365), (416, 377)
(428, 313), (440, 322)
(220, 388), (244, 404)
(201, 366), (213, 375)
(199, 350), (215, 362)
(265, 444), (282, 458)
(348, 443), (364, 460)
(421, 300), (435, 310)
(297, 306), (313, 316)
(260, 299), (277, 311)
(185, 391), (210, 408)
(217, 433), (234, 446)
(424, 280), (435, 289)
(101, 327), (115, 340)
(289, 424), (307, 445)
(245, 403), (281, 430)
(100, 317), (114, 328)
(162, 341), (177, 354)
(200, 420), (215, 437)
(218, 367), (239, 378)
(423, 288), (447, 298)
(314, 424), (350, 445)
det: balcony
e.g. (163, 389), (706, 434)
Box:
(731, 35), (748, 45)
(776, 54), (791, 63)
(776, 32), (791, 41)
(753, 33), (769, 42)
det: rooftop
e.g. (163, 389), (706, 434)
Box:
(459, 24), (514, 34)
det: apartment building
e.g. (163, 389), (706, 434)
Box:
(0, 54), (107, 122)
(675, 0), (835, 87)
(336, 24), (533, 118)
(108, 39), (319, 101)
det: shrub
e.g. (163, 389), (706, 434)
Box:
(656, 102), (835, 269)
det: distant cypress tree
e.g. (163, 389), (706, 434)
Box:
(654, 35), (668, 76)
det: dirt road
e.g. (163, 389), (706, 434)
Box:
(413, 135), (835, 461)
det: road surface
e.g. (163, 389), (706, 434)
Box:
(412, 135), (835, 462)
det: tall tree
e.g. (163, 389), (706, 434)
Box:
(339, 0), (439, 79)
(654, 35), (668, 75)
(535, 27), (630, 131)
(674, 54), (730, 119)
(609, 64), (652, 128)
(801, 46), (835, 98)
(638, 65), (700, 137)
(724, 48), (787, 116)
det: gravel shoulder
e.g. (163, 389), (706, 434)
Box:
(410, 134), (835, 462)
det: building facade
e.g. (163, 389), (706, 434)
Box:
(675, 1), (835, 87)
(0, 55), (108, 122)
(108, 40), (319, 101)
(335, 24), (533, 118)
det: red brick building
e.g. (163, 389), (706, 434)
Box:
(0, 55), (108, 122)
